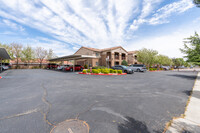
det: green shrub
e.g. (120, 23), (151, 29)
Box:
(149, 68), (153, 71)
(82, 70), (87, 73)
(113, 70), (117, 73)
(97, 69), (101, 72)
(117, 70), (122, 74)
(121, 60), (128, 66)
(92, 66), (98, 69)
(92, 69), (96, 73)
(109, 69), (114, 73)
(95, 70), (100, 74)
(101, 69), (105, 73)
(92, 66), (106, 69)
(160, 68), (164, 70)
(84, 64), (88, 69)
(87, 69), (91, 73)
(104, 70), (109, 74)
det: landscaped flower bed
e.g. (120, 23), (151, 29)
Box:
(79, 68), (127, 75)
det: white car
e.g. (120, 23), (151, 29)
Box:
(0, 65), (9, 70)
(57, 65), (70, 70)
(161, 66), (170, 70)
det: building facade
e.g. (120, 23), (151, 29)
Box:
(128, 51), (139, 65)
(74, 46), (138, 67)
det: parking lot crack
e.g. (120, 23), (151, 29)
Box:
(41, 83), (55, 126)
(0, 108), (39, 120)
(75, 101), (99, 119)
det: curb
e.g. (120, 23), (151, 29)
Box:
(78, 72), (127, 75)
(164, 72), (200, 133)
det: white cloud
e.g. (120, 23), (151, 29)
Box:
(15, 37), (75, 56)
(0, 0), (197, 57)
(148, 0), (194, 25)
(1, 19), (25, 31)
(127, 21), (200, 58)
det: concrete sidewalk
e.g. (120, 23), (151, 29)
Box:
(166, 72), (200, 133)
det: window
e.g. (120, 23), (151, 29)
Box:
(96, 52), (99, 56)
(96, 62), (98, 65)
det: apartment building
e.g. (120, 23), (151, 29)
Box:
(128, 51), (139, 65)
(74, 46), (138, 67)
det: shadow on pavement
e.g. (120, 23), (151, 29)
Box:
(183, 90), (193, 96)
(167, 74), (198, 80)
(118, 117), (151, 133)
(183, 90), (200, 99)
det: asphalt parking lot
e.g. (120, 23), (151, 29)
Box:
(0, 69), (197, 133)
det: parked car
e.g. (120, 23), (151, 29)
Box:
(0, 63), (11, 71)
(57, 65), (70, 70)
(111, 65), (134, 74)
(3, 63), (12, 69)
(161, 66), (170, 70)
(64, 65), (84, 72)
(0, 65), (9, 71)
(177, 66), (186, 69)
(47, 63), (59, 69)
(129, 64), (147, 72)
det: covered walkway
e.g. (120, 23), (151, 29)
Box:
(49, 54), (99, 72)
(0, 48), (11, 72)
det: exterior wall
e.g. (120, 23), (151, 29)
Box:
(110, 48), (128, 66)
(100, 52), (107, 66)
(128, 53), (139, 65)
(75, 59), (99, 67)
(128, 54), (134, 65)
(75, 47), (100, 56)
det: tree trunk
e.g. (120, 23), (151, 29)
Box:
(17, 58), (19, 69)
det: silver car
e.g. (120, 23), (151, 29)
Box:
(129, 64), (147, 72)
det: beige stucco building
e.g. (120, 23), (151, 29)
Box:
(128, 51), (139, 65)
(74, 46), (139, 67)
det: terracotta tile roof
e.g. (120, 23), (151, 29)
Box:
(128, 51), (138, 54)
(81, 46), (101, 52)
(81, 46), (127, 52)
(100, 46), (122, 51)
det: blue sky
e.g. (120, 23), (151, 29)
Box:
(0, 0), (200, 58)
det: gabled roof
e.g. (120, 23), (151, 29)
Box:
(128, 51), (138, 54)
(74, 46), (128, 54)
(81, 46), (101, 52)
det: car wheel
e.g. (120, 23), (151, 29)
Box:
(70, 68), (73, 72)
(137, 69), (140, 72)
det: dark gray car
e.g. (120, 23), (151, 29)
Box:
(112, 65), (134, 74)
(129, 64), (147, 72)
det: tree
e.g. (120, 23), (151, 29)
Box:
(21, 46), (35, 66)
(35, 47), (47, 68)
(172, 58), (185, 70)
(0, 43), (13, 62)
(47, 49), (56, 59)
(121, 60), (128, 66)
(10, 43), (23, 68)
(156, 55), (173, 66)
(193, 0), (200, 7)
(137, 48), (158, 69)
(180, 32), (200, 65)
